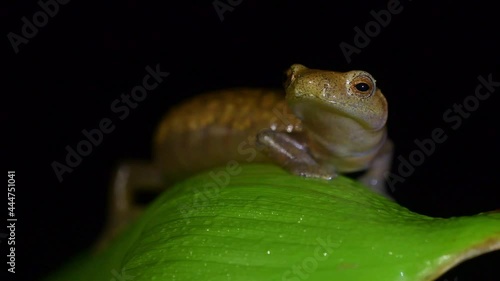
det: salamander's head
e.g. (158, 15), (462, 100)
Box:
(284, 64), (388, 130)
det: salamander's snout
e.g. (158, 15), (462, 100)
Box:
(283, 64), (308, 90)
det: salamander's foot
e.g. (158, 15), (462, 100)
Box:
(256, 129), (337, 180)
(289, 163), (338, 180)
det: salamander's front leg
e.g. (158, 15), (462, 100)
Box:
(358, 140), (394, 198)
(256, 129), (337, 180)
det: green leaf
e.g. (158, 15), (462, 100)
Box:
(45, 164), (500, 281)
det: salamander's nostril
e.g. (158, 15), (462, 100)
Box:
(285, 64), (309, 88)
(290, 64), (308, 73)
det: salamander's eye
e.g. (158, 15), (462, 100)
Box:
(348, 73), (376, 98)
(355, 83), (370, 92)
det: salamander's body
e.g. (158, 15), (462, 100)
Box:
(96, 64), (393, 251)
(153, 88), (301, 183)
(154, 64), (391, 190)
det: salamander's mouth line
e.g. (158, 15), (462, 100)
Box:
(286, 92), (364, 121)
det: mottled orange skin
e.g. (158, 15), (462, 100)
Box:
(96, 64), (391, 250)
(154, 88), (301, 183)
(153, 64), (389, 187)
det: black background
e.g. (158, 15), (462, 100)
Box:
(3, 0), (500, 280)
